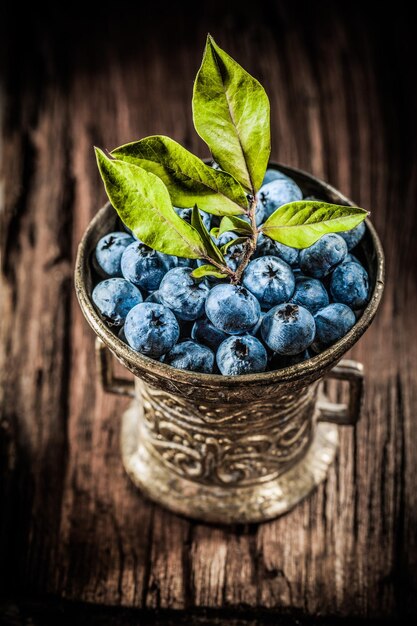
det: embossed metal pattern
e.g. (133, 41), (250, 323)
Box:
(121, 399), (340, 524)
(138, 380), (319, 486)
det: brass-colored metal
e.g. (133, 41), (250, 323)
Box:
(96, 337), (135, 397)
(75, 163), (385, 523)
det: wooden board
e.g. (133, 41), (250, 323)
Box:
(1, 2), (416, 622)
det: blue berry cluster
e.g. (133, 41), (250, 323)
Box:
(91, 169), (369, 376)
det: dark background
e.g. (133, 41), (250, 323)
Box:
(1, 1), (417, 623)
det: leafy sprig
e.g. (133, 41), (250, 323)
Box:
(95, 35), (368, 284)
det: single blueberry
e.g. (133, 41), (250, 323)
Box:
(191, 317), (229, 352)
(299, 234), (348, 278)
(159, 267), (209, 321)
(217, 231), (239, 248)
(257, 177), (303, 220)
(261, 303), (316, 355)
(124, 303), (180, 358)
(121, 242), (168, 291)
(312, 303), (356, 352)
(163, 340), (214, 373)
(269, 349), (310, 370)
(216, 335), (267, 375)
(205, 284), (261, 334)
(224, 241), (246, 271)
(145, 291), (162, 304)
(92, 278), (142, 326)
(162, 254), (194, 270)
(341, 253), (361, 266)
(255, 233), (299, 267)
(338, 222), (366, 250)
(118, 325), (127, 343)
(330, 261), (369, 309)
(174, 207), (211, 231)
(248, 311), (265, 337)
(95, 231), (134, 277)
(243, 256), (295, 308)
(291, 276), (329, 315)
(262, 168), (295, 187)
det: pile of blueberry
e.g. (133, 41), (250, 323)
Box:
(91, 169), (369, 376)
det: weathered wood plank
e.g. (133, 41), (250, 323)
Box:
(1, 2), (416, 621)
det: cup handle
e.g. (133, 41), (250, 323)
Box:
(317, 359), (364, 426)
(95, 338), (135, 397)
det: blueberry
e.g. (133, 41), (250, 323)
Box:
(159, 267), (209, 321)
(121, 242), (168, 291)
(175, 207), (211, 231)
(217, 231), (239, 248)
(92, 278), (143, 326)
(291, 276), (329, 315)
(312, 303), (356, 351)
(248, 311), (265, 337)
(330, 261), (369, 309)
(225, 241), (246, 271)
(163, 340), (214, 373)
(262, 168), (295, 187)
(124, 303), (180, 357)
(269, 349), (310, 370)
(118, 325), (127, 343)
(257, 177), (303, 220)
(191, 317), (228, 351)
(299, 234), (347, 278)
(243, 256), (295, 308)
(339, 222), (366, 251)
(341, 253), (361, 266)
(216, 335), (267, 375)
(261, 303), (316, 355)
(206, 284), (261, 334)
(162, 254), (193, 270)
(95, 232), (134, 277)
(255, 233), (299, 267)
(145, 291), (162, 304)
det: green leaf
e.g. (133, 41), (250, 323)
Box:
(218, 215), (253, 237)
(261, 201), (369, 248)
(210, 227), (220, 239)
(112, 136), (248, 216)
(192, 35), (270, 193)
(95, 148), (206, 259)
(191, 205), (225, 265)
(191, 264), (229, 280)
(221, 236), (248, 254)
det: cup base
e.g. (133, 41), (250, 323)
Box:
(121, 399), (339, 524)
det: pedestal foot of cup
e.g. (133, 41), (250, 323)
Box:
(121, 399), (339, 524)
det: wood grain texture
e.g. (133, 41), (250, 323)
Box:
(1, 1), (416, 622)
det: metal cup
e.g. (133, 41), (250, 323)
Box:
(75, 164), (384, 523)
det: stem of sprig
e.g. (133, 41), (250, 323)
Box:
(201, 255), (236, 279)
(201, 194), (259, 284)
(231, 194), (258, 284)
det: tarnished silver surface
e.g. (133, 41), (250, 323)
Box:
(137, 379), (319, 487)
(76, 163), (385, 523)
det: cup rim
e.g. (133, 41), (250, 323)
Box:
(74, 162), (385, 388)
